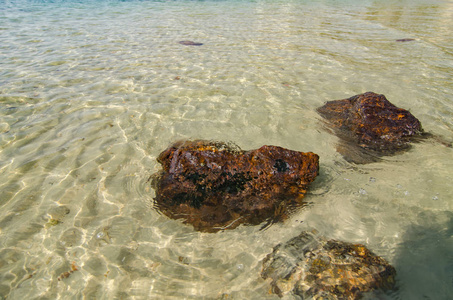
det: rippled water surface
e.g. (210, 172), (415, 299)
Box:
(1, 0), (452, 299)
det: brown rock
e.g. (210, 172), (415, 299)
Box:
(317, 92), (424, 163)
(152, 140), (319, 232)
(262, 231), (396, 299)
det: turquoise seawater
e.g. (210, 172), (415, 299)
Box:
(1, 0), (452, 299)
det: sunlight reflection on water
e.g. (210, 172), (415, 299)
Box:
(0, 0), (452, 299)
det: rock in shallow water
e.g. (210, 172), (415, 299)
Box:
(262, 231), (396, 299)
(396, 38), (415, 42)
(178, 40), (203, 46)
(317, 92), (424, 163)
(152, 140), (319, 232)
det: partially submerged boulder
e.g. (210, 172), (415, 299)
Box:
(262, 231), (396, 299)
(317, 92), (424, 163)
(152, 140), (319, 232)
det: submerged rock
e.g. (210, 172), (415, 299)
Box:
(262, 231), (396, 299)
(152, 140), (319, 232)
(178, 40), (203, 46)
(317, 92), (425, 163)
(396, 38), (415, 42)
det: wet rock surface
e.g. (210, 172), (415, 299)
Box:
(262, 231), (396, 299)
(317, 92), (424, 163)
(152, 140), (319, 232)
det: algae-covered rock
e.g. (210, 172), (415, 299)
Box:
(317, 92), (424, 163)
(152, 140), (319, 232)
(262, 231), (396, 299)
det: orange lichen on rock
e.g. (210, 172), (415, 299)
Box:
(317, 92), (424, 163)
(152, 140), (319, 232)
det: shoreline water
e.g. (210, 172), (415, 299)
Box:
(1, 0), (452, 299)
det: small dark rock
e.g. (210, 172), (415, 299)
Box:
(396, 38), (415, 42)
(152, 140), (319, 232)
(262, 231), (396, 299)
(179, 40), (203, 46)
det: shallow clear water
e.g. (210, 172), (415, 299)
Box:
(0, 0), (452, 299)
